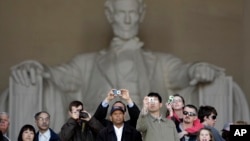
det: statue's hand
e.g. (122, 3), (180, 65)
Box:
(189, 63), (225, 86)
(10, 60), (50, 86)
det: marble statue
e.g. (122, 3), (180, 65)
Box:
(0, 0), (249, 140)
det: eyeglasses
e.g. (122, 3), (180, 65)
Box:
(37, 117), (50, 122)
(0, 119), (8, 123)
(183, 111), (196, 116)
(210, 115), (217, 120)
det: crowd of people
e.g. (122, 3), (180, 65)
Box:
(0, 89), (248, 141)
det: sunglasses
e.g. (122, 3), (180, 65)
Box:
(183, 111), (196, 116)
(210, 115), (217, 120)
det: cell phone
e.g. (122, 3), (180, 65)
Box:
(167, 95), (174, 104)
(112, 89), (121, 95)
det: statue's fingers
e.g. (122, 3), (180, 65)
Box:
(189, 78), (198, 86)
(22, 69), (30, 86)
(208, 68), (215, 81)
(190, 72), (201, 85)
(16, 69), (26, 85)
(203, 66), (212, 81)
(11, 70), (21, 84)
(209, 64), (225, 72)
(197, 65), (212, 82)
(198, 66), (206, 81)
(30, 67), (36, 84)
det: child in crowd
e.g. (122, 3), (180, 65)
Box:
(17, 124), (36, 141)
(197, 128), (215, 141)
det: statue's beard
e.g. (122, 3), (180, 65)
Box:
(112, 26), (139, 40)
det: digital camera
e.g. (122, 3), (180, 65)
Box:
(79, 111), (89, 118)
(148, 97), (155, 103)
(112, 89), (121, 95)
(167, 95), (174, 104)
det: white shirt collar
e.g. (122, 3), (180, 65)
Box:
(113, 124), (124, 141)
(39, 129), (51, 141)
(3, 134), (10, 141)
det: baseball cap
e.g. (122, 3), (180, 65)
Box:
(110, 106), (125, 115)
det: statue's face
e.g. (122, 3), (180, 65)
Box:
(111, 0), (140, 40)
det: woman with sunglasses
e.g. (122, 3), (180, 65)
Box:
(198, 105), (225, 141)
(165, 94), (203, 135)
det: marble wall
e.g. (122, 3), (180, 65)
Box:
(0, 0), (248, 104)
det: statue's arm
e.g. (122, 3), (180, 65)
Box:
(48, 62), (82, 92)
(10, 55), (89, 92)
(161, 54), (224, 90)
(188, 62), (225, 86)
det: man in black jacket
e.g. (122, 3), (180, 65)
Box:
(60, 100), (103, 141)
(96, 106), (142, 141)
(94, 89), (140, 128)
(0, 131), (8, 141)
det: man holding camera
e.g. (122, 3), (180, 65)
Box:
(96, 106), (142, 141)
(136, 92), (179, 141)
(60, 100), (103, 141)
(93, 89), (140, 128)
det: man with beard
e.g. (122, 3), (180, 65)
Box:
(177, 104), (201, 141)
(34, 111), (60, 141)
(136, 92), (179, 141)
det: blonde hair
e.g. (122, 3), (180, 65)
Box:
(197, 128), (215, 141)
(234, 120), (248, 125)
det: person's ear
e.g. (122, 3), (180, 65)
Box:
(160, 103), (163, 108)
(122, 113), (125, 120)
(204, 116), (209, 121)
(68, 111), (72, 117)
(105, 8), (114, 23)
(109, 115), (112, 121)
(34, 119), (38, 125)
